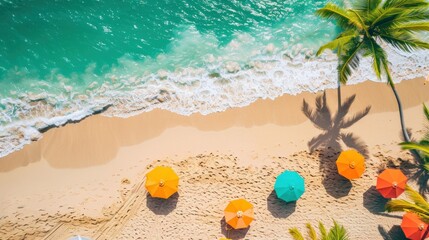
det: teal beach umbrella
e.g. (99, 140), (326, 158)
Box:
(274, 170), (305, 202)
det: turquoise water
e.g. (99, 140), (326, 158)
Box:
(0, 0), (338, 93)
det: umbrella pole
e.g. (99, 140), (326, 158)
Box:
(421, 227), (429, 240)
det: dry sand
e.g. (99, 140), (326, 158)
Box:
(0, 77), (429, 239)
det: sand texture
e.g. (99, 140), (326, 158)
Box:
(1, 77), (429, 239)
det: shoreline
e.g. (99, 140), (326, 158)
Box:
(1, 50), (428, 160)
(0, 77), (429, 239)
(2, 77), (428, 169)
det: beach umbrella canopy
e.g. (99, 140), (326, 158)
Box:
(145, 166), (179, 199)
(401, 212), (428, 240)
(376, 169), (407, 198)
(274, 170), (305, 202)
(224, 199), (254, 229)
(68, 236), (92, 240)
(336, 149), (365, 180)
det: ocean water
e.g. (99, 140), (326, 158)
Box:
(0, 0), (428, 157)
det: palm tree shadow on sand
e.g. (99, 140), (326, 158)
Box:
(302, 91), (371, 198)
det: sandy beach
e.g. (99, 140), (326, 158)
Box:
(1, 77), (429, 239)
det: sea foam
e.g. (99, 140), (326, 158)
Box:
(0, 42), (428, 158)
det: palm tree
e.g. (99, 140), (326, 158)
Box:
(400, 104), (429, 195)
(289, 220), (349, 240)
(315, 0), (429, 145)
(385, 185), (429, 239)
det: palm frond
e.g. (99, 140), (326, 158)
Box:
(338, 41), (364, 84)
(306, 223), (318, 240)
(316, 3), (363, 30)
(424, 104), (429, 120)
(420, 215), (429, 223)
(375, 9), (429, 29)
(319, 222), (327, 240)
(349, 9), (370, 33)
(353, 0), (382, 14)
(289, 228), (305, 240)
(317, 31), (358, 56)
(362, 37), (386, 79)
(404, 185), (429, 211)
(398, 9), (429, 21)
(383, 0), (429, 9)
(327, 221), (349, 240)
(400, 142), (429, 155)
(424, 162), (429, 172)
(379, 31), (429, 52)
(385, 199), (429, 218)
(368, 7), (403, 30)
(391, 22), (429, 32)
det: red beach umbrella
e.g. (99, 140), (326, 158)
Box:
(376, 169), (407, 198)
(401, 212), (428, 240)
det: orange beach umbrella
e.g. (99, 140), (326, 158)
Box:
(224, 199), (254, 229)
(145, 166), (179, 199)
(401, 212), (428, 240)
(336, 149), (365, 180)
(376, 169), (407, 198)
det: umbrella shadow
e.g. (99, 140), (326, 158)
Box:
(266, 190), (297, 218)
(378, 225), (407, 240)
(302, 91), (370, 198)
(220, 217), (250, 240)
(362, 186), (395, 217)
(146, 192), (179, 215)
(317, 148), (352, 199)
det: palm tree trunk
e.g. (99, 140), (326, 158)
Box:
(390, 83), (422, 160)
(390, 84), (411, 142)
(337, 80), (342, 110)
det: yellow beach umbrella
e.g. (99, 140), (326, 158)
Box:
(145, 166), (179, 199)
(336, 149), (365, 180)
